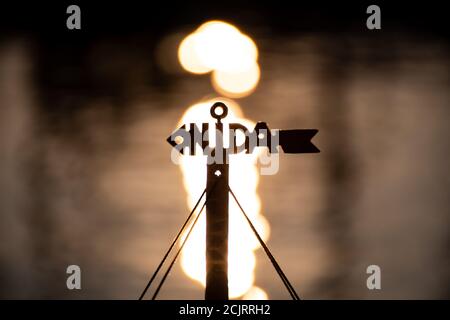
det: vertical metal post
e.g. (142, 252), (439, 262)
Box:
(205, 103), (229, 300)
(205, 162), (229, 300)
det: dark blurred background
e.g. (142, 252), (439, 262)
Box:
(0, 1), (449, 299)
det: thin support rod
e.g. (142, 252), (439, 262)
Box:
(151, 198), (207, 300)
(139, 188), (207, 300)
(229, 186), (301, 300)
(151, 180), (219, 300)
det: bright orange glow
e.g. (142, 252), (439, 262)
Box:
(194, 21), (257, 73)
(176, 98), (270, 299)
(242, 286), (269, 300)
(177, 21), (261, 98)
(212, 62), (260, 98)
(178, 33), (213, 74)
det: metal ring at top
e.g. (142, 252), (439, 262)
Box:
(210, 102), (228, 122)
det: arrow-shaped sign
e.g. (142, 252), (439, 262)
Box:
(278, 129), (320, 153)
(167, 122), (319, 155)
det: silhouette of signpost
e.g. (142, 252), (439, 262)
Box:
(139, 101), (319, 300)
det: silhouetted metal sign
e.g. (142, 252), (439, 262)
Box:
(167, 103), (319, 156)
(166, 102), (319, 300)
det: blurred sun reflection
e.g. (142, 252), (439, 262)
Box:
(178, 21), (260, 98)
(212, 62), (260, 98)
(176, 20), (267, 299)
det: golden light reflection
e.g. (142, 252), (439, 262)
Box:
(176, 98), (270, 299)
(194, 22), (257, 73)
(178, 33), (213, 74)
(242, 286), (269, 300)
(212, 62), (260, 98)
(177, 21), (260, 98)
